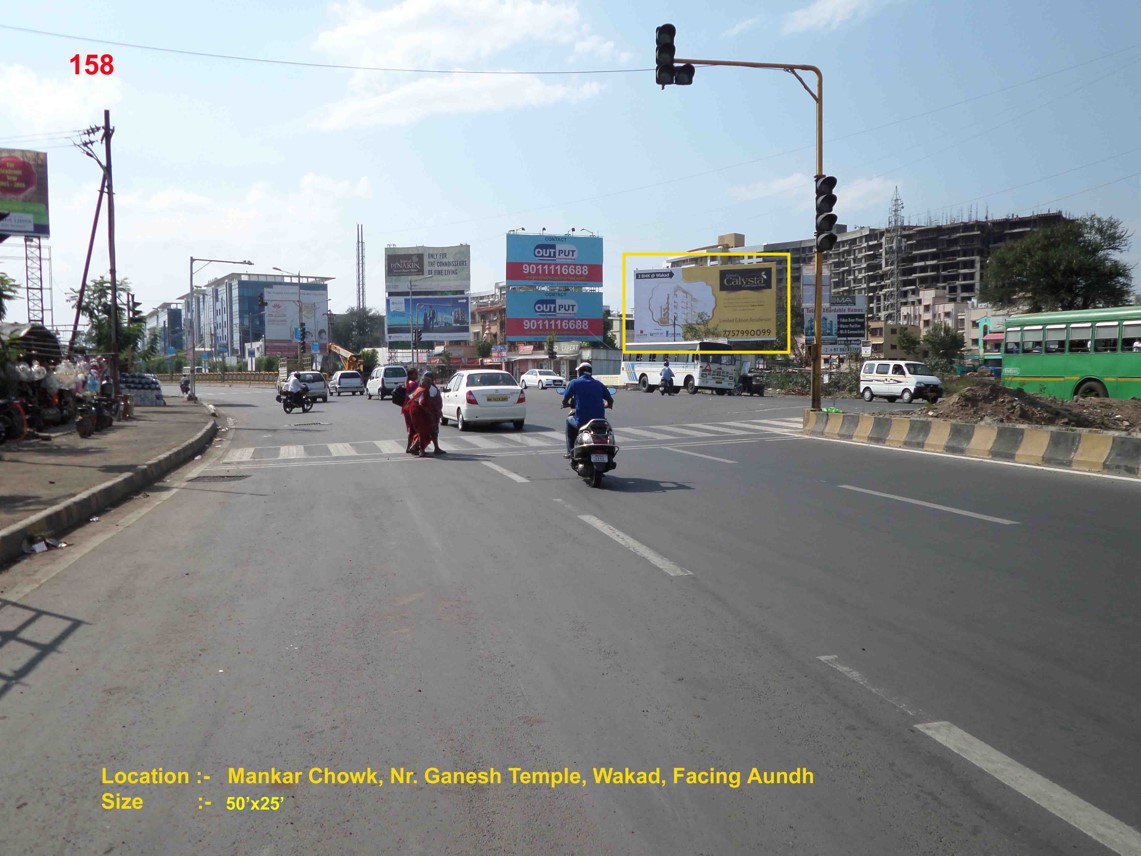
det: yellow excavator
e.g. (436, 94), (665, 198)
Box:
(328, 343), (364, 374)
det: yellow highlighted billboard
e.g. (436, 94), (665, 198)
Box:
(621, 252), (791, 354)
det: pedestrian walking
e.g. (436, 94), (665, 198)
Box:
(403, 367), (421, 453)
(419, 371), (445, 454)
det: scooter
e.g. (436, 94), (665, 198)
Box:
(180, 376), (191, 394)
(659, 377), (677, 395)
(564, 405), (619, 488)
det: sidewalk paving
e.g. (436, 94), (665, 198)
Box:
(0, 395), (218, 568)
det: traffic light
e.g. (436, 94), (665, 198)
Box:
(815, 175), (838, 252)
(655, 24), (695, 88)
(258, 292), (267, 309)
(299, 322), (308, 346)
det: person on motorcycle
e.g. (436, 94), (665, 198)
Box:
(284, 371), (307, 407)
(660, 359), (675, 395)
(561, 362), (613, 458)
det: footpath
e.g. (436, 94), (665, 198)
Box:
(0, 394), (218, 568)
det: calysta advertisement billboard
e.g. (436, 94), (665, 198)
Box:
(631, 263), (777, 344)
(506, 234), (603, 289)
(505, 291), (604, 342)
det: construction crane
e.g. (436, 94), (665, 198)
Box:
(328, 342), (363, 373)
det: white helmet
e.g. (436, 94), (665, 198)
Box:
(575, 362), (593, 375)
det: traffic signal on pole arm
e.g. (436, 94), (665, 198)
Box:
(815, 175), (838, 252)
(655, 24), (695, 88)
(258, 292), (267, 309)
(299, 322), (308, 346)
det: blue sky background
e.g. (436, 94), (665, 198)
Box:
(1, 0), (1139, 323)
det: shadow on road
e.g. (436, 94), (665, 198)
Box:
(0, 599), (86, 702)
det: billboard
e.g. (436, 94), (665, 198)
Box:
(386, 295), (471, 342)
(384, 245), (470, 294)
(263, 285), (329, 357)
(506, 233), (603, 289)
(804, 296), (867, 347)
(505, 291), (604, 342)
(0, 149), (50, 238)
(630, 263), (778, 345)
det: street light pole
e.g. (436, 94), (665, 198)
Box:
(188, 256), (254, 400)
(671, 54), (826, 410)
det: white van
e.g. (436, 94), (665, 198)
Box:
(366, 364), (409, 400)
(859, 360), (943, 403)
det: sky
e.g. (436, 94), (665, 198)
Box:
(2, 0), (1140, 328)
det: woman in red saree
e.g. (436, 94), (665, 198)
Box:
(402, 369), (433, 456)
(402, 368), (421, 452)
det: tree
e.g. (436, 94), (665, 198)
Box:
(601, 307), (618, 349)
(922, 323), (965, 371)
(681, 311), (723, 341)
(981, 215), (1133, 312)
(897, 327), (922, 358)
(0, 271), (20, 322)
(475, 339), (493, 359)
(329, 307), (385, 353)
(67, 276), (154, 367)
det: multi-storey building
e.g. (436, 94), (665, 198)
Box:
(143, 303), (183, 356)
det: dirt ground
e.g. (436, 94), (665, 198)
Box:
(906, 379), (1141, 433)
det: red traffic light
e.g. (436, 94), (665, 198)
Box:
(656, 23), (676, 45)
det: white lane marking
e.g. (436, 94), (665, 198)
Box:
(664, 447), (736, 464)
(682, 423), (745, 435)
(651, 425), (718, 437)
(453, 435), (506, 449)
(579, 515), (692, 577)
(620, 427), (683, 440)
(278, 445), (306, 459)
(481, 461), (529, 483)
(327, 443), (359, 457)
(716, 420), (797, 434)
(838, 484), (1019, 525)
(372, 439), (405, 454)
(916, 721), (1141, 856)
(493, 433), (555, 447)
(223, 447), (255, 462)
(817, 655), (920, 716)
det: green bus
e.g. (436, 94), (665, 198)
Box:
(1001, 306), (1141, 399)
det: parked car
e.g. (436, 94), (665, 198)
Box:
(440, 370), (526, 431)
(366, 364), (409, 400)
(859, 360), (942, 403)
(520, 369), (566, 390)
(329, 370), (365, 396)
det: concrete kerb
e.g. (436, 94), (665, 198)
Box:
(802, 408), (1141, 478)
(0, 418), (219, 568)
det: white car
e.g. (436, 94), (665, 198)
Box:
(329, 370), (365, 396)
(520, 369), (566, 390)
(366, 365), (409, 400)
(441, 370), (526, 431)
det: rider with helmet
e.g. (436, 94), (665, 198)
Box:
(284, 371), (307, 407)
(561, 362), (613, 458)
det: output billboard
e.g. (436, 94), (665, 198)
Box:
(505, 291), (604, 342)
(506, 233), (603, 289)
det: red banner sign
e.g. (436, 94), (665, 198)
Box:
(505, 262), (602, 285)
(505, 317), (604, 337)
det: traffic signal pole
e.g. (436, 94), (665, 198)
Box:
(669, 55), (828, 411)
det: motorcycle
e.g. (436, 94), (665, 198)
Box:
(74, 393), (116, 437)
(276, 386), (313, 414)
(563, 403), (619, 488)
(659, 377), (677, 395)
(180, 376), (191, 394)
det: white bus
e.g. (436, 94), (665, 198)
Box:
(620, 340), (739, 394)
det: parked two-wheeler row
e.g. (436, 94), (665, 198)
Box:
(75, 394), (119, 438)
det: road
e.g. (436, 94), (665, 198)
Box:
(1, 383), (1138, 855)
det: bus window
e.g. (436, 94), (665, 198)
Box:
(1004, 330), (1021, 354)
(1044, 325), (1065, 354)
(1068, 323), (1091, 353)
(1094, 322), (1119, 353)
(1123, 322), (1141, 352)
(1021, 327), (1043, 354)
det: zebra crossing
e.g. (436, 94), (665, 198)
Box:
(218, 416), (804, 466)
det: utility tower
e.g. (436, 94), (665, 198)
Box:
(885, 187), (906, 323)
(23, 236), (46, 325)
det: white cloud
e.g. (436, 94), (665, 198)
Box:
(312, 0), (618, 128)
(782, 0), (879, 34)
(316, 73), (601, 129)
(0, 65), (123, 134)
(723, 15), (764, 38)
(729, 172), (810, 203)
(842, 177), (896, 212)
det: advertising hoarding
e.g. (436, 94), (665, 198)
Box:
(384, 245), (470, 295)
(0, 149), (50, 238)
(262, 285), (329, 357)
(804, 296), (867, 346)
(631, 263), (778, 345)
(505, 291), (604, 342)
(386, 295), (471, 342)
(506, 234), (603, 289)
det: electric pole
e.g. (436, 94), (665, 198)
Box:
(103, 110), (121, 399)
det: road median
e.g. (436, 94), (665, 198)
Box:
(802, 409), (1141, 478)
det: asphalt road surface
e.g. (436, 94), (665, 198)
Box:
(1, 384), (1138, 855)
